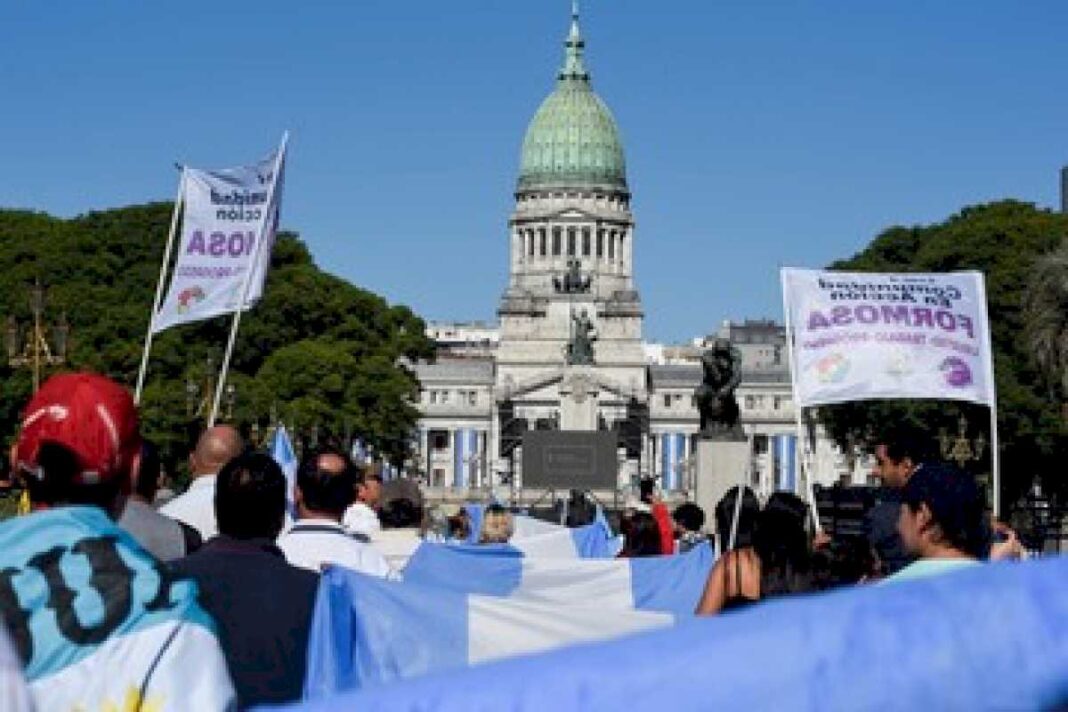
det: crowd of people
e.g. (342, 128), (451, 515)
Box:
(0, 371), (1033, 710)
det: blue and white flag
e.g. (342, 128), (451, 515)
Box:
(457, 507), (617, 557)
(285, 558), (1068, 712)
(270, 424), (298, 512)
(660, 432), (687, 491)
(402, 541), (713, 616)
(773, 434), (798, 492)
(0, 507), (235, 710)
(303, 566), (674, 698)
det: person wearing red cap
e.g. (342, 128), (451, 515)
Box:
(0, 372), (235, 709)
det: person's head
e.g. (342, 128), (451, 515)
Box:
(753, 496), (813, 597)
(295, 447), (356, 521)
(811, 535), (880, 590)
(872, 425), (930, 488)
(447, 508), (470, 540)
(215, 452), (287, 540)
(898, 463), (987, 560)
(13, 372), (142, 515)
(131, 440), (161, 504)
(355, 466), (383, 508)
(189, 425), (245, 478)
(380, 497), (422, 529)
(714, 486), (760, 551)
(673, 502), (705, 535)
(638, 477), (657, 505)
(619, 511), (662, 558)
(479, 504), (514, 544)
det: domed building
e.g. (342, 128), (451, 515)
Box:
(412, 6), (845, 505)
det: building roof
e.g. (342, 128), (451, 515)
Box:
(411, 358), (495, 385)
(649, 364), (791, 389)
(517, 3), (627, 193)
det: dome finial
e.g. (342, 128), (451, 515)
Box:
(559, 0), (589, 82)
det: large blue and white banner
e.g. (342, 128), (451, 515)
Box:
(152, 138), (287, 333)
(0, 507), (235, 710)
(781, 268), (995, 407)
(458, 507), (618, 558)
(452, 430), (478, 488)
(660, 432), (687, 491)
(304, 566), (675, 698)
(402, 541), (712, 616)
(773, 434), (798, 493)
(286, 558), (1068, 711)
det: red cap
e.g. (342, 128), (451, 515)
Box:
(15, 372), (141, 486)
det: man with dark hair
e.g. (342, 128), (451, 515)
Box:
(170, 451), (317, 707)
(1, 372), (234, 709)
(887, 463), (987, 582)
(116, 439), (202, 561)
(714, 485), (760, 552)
(278, 448), (392, 577)
(343, 464), (383, 537)
(672, 502), (707, 553)
(866, 424), (932, 575)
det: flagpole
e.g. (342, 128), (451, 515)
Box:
(134, 169), (186, 404)
(208, 132), (289, 426)
(975, 272), (1001, 516)
(780, 268), (823, 532)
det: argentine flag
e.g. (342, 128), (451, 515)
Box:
(304, 565), (675, 698)
(460, 505), (619, 558)
(270, 424), (298, 513)
(290, 557), (1068, 711)
(0, 507), (234, 710)
(402, 540), (713, 616)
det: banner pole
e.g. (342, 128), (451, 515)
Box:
(209, 132), (289, 426)
(134, 169), (185, 404)
(975, 272), (1000, 517)
(780, 268), (823, 532)
(726, 431), (754, 551)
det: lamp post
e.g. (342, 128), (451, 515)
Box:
(185, 352), (235, 423)
(5, 280), (70, 392)
(939, 415), (986, 469)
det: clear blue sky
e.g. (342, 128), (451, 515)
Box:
(2, 1), (1067, 342)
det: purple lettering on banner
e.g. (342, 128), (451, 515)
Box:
(831, 305), (853, 327)
(187, 230), (205, 255)
(209, 232), (227, 257)
(245, 231), (255, 256)
(855, 305), (878, 324)
(958, 314), (974, 339)
(935, 311), (956, 332)
(228, 232), (245, 257)
(808, 311), (831, 330)
(881, 305), (910, 325)
(912, 308), (933, 328)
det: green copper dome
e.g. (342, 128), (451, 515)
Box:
(518, 5), (627, 193)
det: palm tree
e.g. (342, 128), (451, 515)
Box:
(1023, 240), (1068, 416)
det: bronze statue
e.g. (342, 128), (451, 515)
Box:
(567, 309), (596, 365)
(695, 338), (743, 438)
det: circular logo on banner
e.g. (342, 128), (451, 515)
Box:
(176, 286), (206, 313)
(940, 357), (973, 388)
(814, 353), (849, 383)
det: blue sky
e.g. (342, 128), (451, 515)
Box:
(2, 1), (1067, 342)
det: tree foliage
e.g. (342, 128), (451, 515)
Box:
(1023, 239), (1068, 405)
(0, 202), (434, 473)
(817, 201), (1068, 506)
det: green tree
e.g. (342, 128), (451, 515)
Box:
(1023, 239), (1068, 411)
(817, 201), (1068, 506)
(0, 203), (434, 474)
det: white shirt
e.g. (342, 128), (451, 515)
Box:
(342, 502), (381, 537)
(160, 474), (217, 541)
(277, 519), (393, 578)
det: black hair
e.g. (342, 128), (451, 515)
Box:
(877, 424), (934, 465)
(714, 486), (760, 550)
(753, 496), (813, 598)
(638, 477), (656, 505)
(134, 440), (161, 502)
(765, 491), (812, 536)
(296, 447), (356, 516)
(354, 465), (383, 487)
(902, 463), (988, 559)
(380, 497), (422, 528)
(24, 442), (122, 511)
(619, 511), (662, 557)
(811, 535), (879, 591)
(673, 502), (705, 533)
(215, 452), (286, 540)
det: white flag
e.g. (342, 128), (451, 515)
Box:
(151, 142), (286, 334)
(781, 268), (995, 408)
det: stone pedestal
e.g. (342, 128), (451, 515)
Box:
(694, 437), (750, 524)
(559, 366), (599, 430)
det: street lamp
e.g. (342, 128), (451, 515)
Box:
(6, 280), (69, 392)
(938, 415), (986, 469)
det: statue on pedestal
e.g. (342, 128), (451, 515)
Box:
(567, 309), (596, 365)
(695, 338), (743, 439)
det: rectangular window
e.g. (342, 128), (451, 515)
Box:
(539, 231), (547, 256)
(441, 391), (450, 404)
(663, 394), (671, 408)
(430, 391), (438, 404)
(567, 229), (576, 256)
(597, 230), (604, 257)
(432, 433), (448, 450)
(582, 229), (591, 256)
(745, 395), (755, 410)
(608, 234), (615, 259)
(528, 234), (534, 257)
(552, 229), (561, 256)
